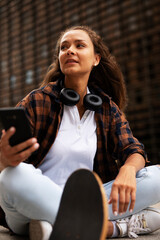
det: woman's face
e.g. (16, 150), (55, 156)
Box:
(59, 30), (100, 79)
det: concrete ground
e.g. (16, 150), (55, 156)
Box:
(0, 203), (159, 240)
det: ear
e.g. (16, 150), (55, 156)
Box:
(94, 54), (101, 66)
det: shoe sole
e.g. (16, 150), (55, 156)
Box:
(49, 169), (108, 240)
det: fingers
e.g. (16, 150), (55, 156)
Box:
(1, 127), (16, 145)
(10, 137), (38, 155)
(1, 129), (6, 136)
(129, 190), (136, 213)
(123, 189), (131, 213)
(109, 182), (136, 216)
(9, 142), (39, 166)
(0, 127), (39, 167)
(119, 188), (125, 215)
(109, 183), (119, 216)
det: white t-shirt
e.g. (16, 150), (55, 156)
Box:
(39, 104), (97, 189)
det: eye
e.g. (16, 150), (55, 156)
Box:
(77, 43), (85, 48)
(60, 45), (68, 51)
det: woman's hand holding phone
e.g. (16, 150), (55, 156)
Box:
(0, 127), (39, 171)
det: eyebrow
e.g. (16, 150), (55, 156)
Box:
(61, 39), (87, 44)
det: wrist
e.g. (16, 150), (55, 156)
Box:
(120, 164), (137, 176)
(123, 153), (145, 173)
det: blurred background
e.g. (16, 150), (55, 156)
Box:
(0, 0), (159, 164)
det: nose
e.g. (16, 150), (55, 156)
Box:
(67, 47), (75, 55)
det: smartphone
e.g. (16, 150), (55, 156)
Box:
(0, 107), (32, 146)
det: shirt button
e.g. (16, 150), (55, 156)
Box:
(78, 125), (81, 129)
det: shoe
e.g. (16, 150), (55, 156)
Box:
(29, 220), (52, 240)
(116, 207), (160, 238)
(49, 169), (108, 240)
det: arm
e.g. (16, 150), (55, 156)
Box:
(123, 152), (145, 171)
(108, 102), (147, 215)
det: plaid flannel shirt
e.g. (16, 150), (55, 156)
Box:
(17, 80), (147, 183)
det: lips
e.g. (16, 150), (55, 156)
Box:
(65, 59), (78, 64)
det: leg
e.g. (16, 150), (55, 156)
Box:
(0, 163), (62, 235)
(103, 165), (160, 221)
(104, 165), (160, 238)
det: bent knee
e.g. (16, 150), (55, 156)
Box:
(145, 165), (160, 199)
(0, 163), (37, 193)
(0, 164), (22, 193)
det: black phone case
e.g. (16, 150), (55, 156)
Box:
(0, 107), (32, 146)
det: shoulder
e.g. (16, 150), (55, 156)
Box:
(16, 88), (44, 109)
(97, 86), (126, 124)
(16, 81), (60, 108)
(91, 84), (121, 113)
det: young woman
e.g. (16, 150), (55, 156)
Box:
(0, 26), (160, 239)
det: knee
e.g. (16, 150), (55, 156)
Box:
(147, 165), (160, 180)
(0, 163), (37, 194)
(0, 164), (22, 193)
(146, 165), (160, 199)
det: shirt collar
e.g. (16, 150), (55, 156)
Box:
(42, 81), (61, 101)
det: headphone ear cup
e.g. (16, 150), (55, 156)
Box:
(83, 94), (102, 111)
(60, 88), (80, 106)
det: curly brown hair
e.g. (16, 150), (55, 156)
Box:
(41, 25), (127, 110)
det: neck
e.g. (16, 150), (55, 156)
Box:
(64, 75), (88, 100)
(64, 75), (88, 119)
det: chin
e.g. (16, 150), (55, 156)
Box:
(63, 69), (80, 76)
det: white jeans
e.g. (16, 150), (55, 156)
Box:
(0, 163), (160, 235)
(104, 165), (160, 220)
